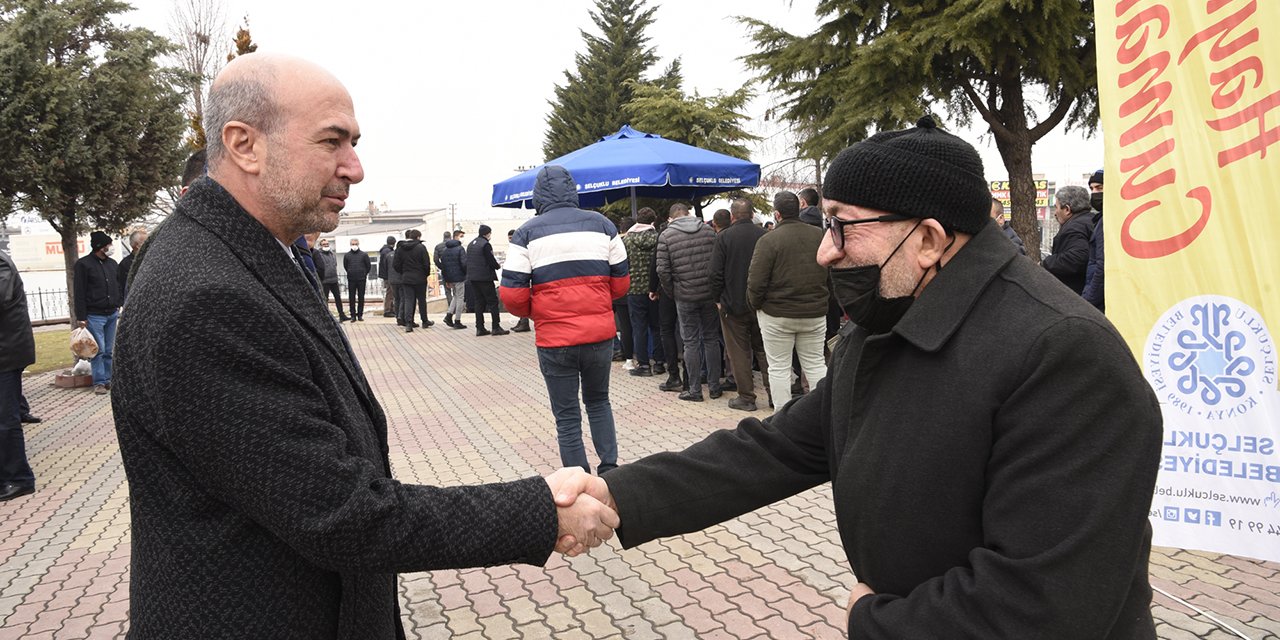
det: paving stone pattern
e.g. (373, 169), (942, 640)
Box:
(2, 313), (1277, 638)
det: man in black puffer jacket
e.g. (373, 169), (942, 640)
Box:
(1, 250), (37, 502)
(656, 203), (720, 402)
(438, 232), (468, 329)
(392, 230), (432, 332)
(343, 238), (371, 321)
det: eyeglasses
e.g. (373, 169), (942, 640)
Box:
(827, 213), (911, 250)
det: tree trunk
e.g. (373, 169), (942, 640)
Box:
(692, 199), (704, 220)
(60, 212), (79, 325)
(995, 129), (1041, 263)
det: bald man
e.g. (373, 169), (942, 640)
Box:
(112, 55), (616, 639)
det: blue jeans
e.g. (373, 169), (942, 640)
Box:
(627, 294), (662, 365)
(86, 311), (118, 386)
(0, 369), (35, 487)
(536, 339), (618, 472)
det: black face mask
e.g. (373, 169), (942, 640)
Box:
(1090, 191), (1104, 213)
(829, 220), (927, 335)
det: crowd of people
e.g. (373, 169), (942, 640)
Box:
(0, 53), (1156, 639)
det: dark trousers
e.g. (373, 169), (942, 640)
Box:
(720, 308), (768, 402)
(400, 283), (428, 326)
(1, 369), (34, 488)
(613, 299), (632, 359)
(627, 294), (662, 365)
(658, 293), (682, 371)
(536, 339), (618, 472)
(347, 278), (366, 319)
(322, 282), (346, 319)
(472, 280), (501, 329)
(381, 278), (395, 316)
(675, 300), (722, 395)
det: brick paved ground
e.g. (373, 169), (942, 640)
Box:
(3, 312), (1278, 639)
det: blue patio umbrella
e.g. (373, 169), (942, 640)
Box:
(491, 125), (760, 212)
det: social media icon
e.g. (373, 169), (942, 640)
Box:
(1184, 508), (1201, 524)
(1205, 511), (1222, 527)
(1163, 507), (1180, 522)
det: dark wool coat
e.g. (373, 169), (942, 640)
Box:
(708, 218), (766, 316)
(608, 220), (1162, 639)
(73, 253), (122, 320)
(655, 215), (716, 303)
(112, 178), (558, 640)
(378, 244), (394, 280)
(1042, 212), (1094, 294)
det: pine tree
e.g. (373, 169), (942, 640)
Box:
(0, 0), (187, 310)
(543, 0), (659, 161)
(740, 1), (1098, 259)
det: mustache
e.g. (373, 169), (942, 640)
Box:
(322, 186), (349, 199)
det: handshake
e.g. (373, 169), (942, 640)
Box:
(544, 468), (618, 557)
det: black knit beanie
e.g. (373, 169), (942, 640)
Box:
(1089, 169), (1104, 186)
(90, 231), (113, 251)
(821, 116), (990, 234)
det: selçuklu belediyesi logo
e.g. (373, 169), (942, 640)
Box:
(1145, 295), (1275, 419)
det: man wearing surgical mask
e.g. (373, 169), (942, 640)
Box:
(587, 117), (1163, 638)
(73, 231), (124, 395)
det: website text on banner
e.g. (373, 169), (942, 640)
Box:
(1097, 0), (1279, 563)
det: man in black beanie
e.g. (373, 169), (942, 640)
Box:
(577, 117), (1163, 638)
(74, 231), (124, 395)
(1082, 168), (1106, 311)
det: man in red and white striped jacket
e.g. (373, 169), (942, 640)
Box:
(500, 165), (630, 474)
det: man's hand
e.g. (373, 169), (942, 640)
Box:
(544, 468), (617, 557)
(76, 320), (87, 328)
(648, 292), (658, 301)
(846, 582), (875, 619)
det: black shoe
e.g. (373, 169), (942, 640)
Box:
(658, 375), (683, 392)
(611, 351), (625, 362)
(709, 387), (723, 400)
(407, 322), (419, 329)
(476, 327), (491, 336)
(0, 483), (35, 502)
(444, 314), (453, 326)
(727, 397), (757, 411)
(424, 320), (435, 327)
(491, 326), (510, 336)
(20, 414), (41, 424)
(383, 313), (396, 318)
(511, 323), (531, 333)
(597, 463), (618, 475)
(451, 322), (468, 330)
(721, 379), (737, 392)
(678, 390), (704, 402)
(405, 326), (413, 333)
(630, 365), (652, 377)
(396, 319), (405, 326)
(339, 316), (350, 323)
(652, 362), (666, 375)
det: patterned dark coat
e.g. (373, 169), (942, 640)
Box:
(113, 178), (557, 639)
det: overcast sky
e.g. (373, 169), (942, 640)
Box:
(122, 0), (1105, 217)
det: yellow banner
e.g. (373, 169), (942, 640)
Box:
(1098, 0), (1280, 562)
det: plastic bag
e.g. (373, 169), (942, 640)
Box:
(70, 327), (99, 359)
(71, 359), (92, 376)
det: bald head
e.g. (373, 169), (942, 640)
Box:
(204, 54), (347, 168)
(200, 54), (364, 243)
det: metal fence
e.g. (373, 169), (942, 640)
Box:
(25, 288), (71, 324)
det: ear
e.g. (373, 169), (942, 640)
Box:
(915, 219), (952, 270)
(221, 121), (267, 176)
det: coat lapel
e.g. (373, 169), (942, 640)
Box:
(178, 178), (381, 420)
